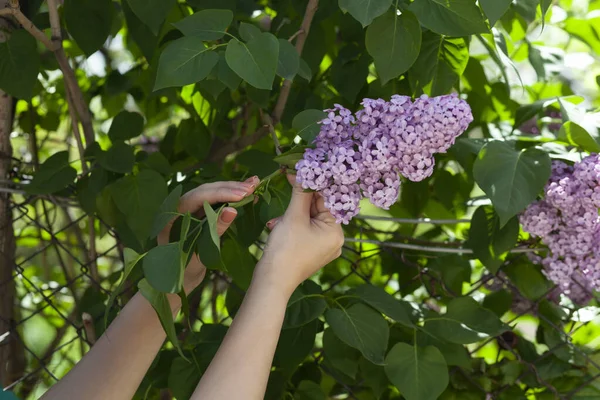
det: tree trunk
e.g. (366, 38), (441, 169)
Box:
(0, 9), (24, 388)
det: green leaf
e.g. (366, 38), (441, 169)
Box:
(108, 111), (144, 142)
(409, 32), (469, 96)
(178, 119), (212, 161)
(359, 358), (388, 398)
(338, 0), (392, 27)
(528, 43), (546, 81)
(385, 343), (449, 400)
(27, 151), (77, 195)
(173, 9), (233, 40)
(96, 143), (135, 174)
(203, 201), (221, 250)
(151, 185), (182, 239)
(274, 145), (312, 168)
(138, 278), (187, 359)
(353, 285), (414, 327)
(540, 0), (551, 28)
(409, 0), (489, 36)
(221, 239), (255, 290)
(564, 17), (600, 55)
(479, 0), (512, 26)
(110, 169), (168, 244)
(64, 0), (113, 55)
(558, 121), (600, 153)
(416, 330), (472, 369)
(216, 52), (242, 90)
(0, 29), (40, 99)
(197, 219), (223, 270)
(424, 297), (507, 344)
(225, 33), (279, 90)
(298, 58), (312, 82)
(275, 319), (319, 371)
(468, 206), (519, 274)
(168, 357), (200, 400)
(123, 0), (157, 61)
(105, 248), (146, 328)
(473, 141), (551, 226)
(292, 110), (326, 143)
(239, 22), (261, 42)
(323, 328), (361, 378)
(125, 0), (176, 35)
(277, 39), (300, 80)
(295, 380), (326, 400)
(154, 37), (219, 90)
(143, 243), (183, 293)
(366, 10), (421, 85)
(284, 281), (326, 329)
(504, 261), (554, 301)
(325, 303), (389, 365)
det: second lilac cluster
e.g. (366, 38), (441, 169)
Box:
(521, 156), (600, 304)
(295, 94), (473, 224)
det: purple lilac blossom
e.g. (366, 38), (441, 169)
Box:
(521, 156), (600, 304)
(295, 94), (474, 224)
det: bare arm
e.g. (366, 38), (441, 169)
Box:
(40, 178), (258, 400)
(191, 176), (344, 400)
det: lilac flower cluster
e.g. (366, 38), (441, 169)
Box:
(295, 94), (473, 224)
(521, 156), (600, 304)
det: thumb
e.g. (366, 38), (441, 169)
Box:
(286, 174), (313, 219)
(216, 207), (237, 236)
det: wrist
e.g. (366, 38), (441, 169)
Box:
(251, 259), (297, 302)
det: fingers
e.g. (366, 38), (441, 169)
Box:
(286, 174), (314, 220)
(179, 176), (259, 214)
(216, 207), (238, 236)
(314, 194), (336, 224)
(266, 217), (280, 230)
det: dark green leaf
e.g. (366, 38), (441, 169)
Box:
(126, 0), (176, 35)
(323, 328), (361, 378)
(197, 219), (223, 270)
(216, 52), (241, 90)
(292, 110), (326, 143)
(64, 0), (113, 55)
(284, 280), (326, 329)
(173, 9), (233, 40)
(482, 289), (513, 317)
(138, 278), (187, 359)
(473, 141), (551, 226)
(504, 261), (554, 300)
(143, 243), (183, 293)
(154, 37), (219, 90)
(97, 143), (135, 174)
(409, 0), (489, 37)
(221, 238), (255, 290)
(325, 303), (389, 364)
(295, 380), (326, 400)
(277, 39), (300, 80)
(528, 44), (546, 80)
(151, 185), (182, 239)
(353, 284), (414, 327)
(424, 297), (508, 344)
(359, 358), (388, 398)
(110, 169), (168, 244)
(168, 357), (200, 400)
(178, 119), (212, 161)
(123, 0), (157, 60)
(225, 33), (279, 90)
(108, 111), (145, 142)
(203, 201), (221, 249)
(366, 10), (421, 85)
(480, 0), (512, 26)
(0, 29), (40, 99)
(27, 151), (77, 195)
(385, 343), (449, 400)
(239, 22), (261, 42)
(273, 145), (311, 168)
(468, 206), (519, 273)
(298, 58), (312, 81)
(275, 319), (319, 371)
(338, 0), (392, 27)
(409, 32), (469, 96)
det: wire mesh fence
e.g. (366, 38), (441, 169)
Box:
(1, 191), (599, 399)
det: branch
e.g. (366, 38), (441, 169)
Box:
(0, 3), (57, 50)
(260, 109), (281, 155)
(207, 125), (270, 164)
(47, 0), (95, 146)
(272, 0), (319, 123)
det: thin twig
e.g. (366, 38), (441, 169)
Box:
(272, 0), (319, 123)
(345, 238), (541, 254)
(353, 215), (471, 224)
(260, 109), (281, 155)
(0, 4), (57, 50)
(288, 29), (304, 42)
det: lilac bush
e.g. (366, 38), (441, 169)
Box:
(295, 94), (474, 224)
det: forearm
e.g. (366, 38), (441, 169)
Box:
(191, 265), (290, 400)
(41, 279), (198, 400)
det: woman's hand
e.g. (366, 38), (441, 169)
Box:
(256, 176), (345, 298)
(157, 177), (259, 292)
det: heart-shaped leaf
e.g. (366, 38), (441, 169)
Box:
(173, 9), (233, 40)
(0, 30), (40, 99)
(339, 0), (392, 27)
(225, 33), (279, 90)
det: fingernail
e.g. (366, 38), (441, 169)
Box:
(266, 221), (274, 230)
(232, 189), (247, 197)
(221, 208), (237, 223)
(244, 176), (259, 188)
